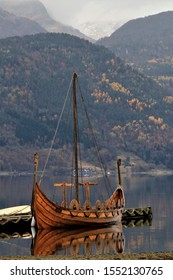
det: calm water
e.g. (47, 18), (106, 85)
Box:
(0, 173), (173, 256)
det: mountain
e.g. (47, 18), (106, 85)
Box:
(98, 11), (173, 62)
(79, 21), (124, 40)
(98, 11), (173, 91)
(0, 8), (46, 38)
(1, 33), (173, 171)
(0, 0), (93, 41)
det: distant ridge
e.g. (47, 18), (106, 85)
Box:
(98, 11), (173, 92)
(98, 11), (173, 62)
(0, 0), (93, 41)
(0, 7), (46, 38)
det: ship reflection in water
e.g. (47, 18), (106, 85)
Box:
(31, 219), (151, 257)
(31, 224), (125, 257)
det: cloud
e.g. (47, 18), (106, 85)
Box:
(40, 0), (173, 26)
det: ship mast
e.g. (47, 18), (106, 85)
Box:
(73, 72), (79, 202)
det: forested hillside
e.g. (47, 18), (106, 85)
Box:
(1, 33), (173, 171)
(98, 11), (173, 92)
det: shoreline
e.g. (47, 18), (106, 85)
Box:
(1, 252), (173, 260)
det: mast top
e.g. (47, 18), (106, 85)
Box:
(73, 72), (77, 79)
(117, 158), (122, 186)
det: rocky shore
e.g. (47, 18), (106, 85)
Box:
(1, 252), (173, 260)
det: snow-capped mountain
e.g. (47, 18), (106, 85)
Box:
(79, 20), (125, 40)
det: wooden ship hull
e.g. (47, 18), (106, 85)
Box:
(31, 224), (124, 256)
(32, 182), (125, 229)
(0, 204), (151, 231)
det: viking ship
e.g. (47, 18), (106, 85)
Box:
(31, 73), (125, 229)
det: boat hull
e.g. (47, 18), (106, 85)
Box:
(32, 183), (125, 229)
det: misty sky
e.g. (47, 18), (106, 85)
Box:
(40, 0), (173, 27)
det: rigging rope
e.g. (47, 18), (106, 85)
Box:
(39, 76), (73, 185)
(37, 73), (113, 200)
(76, 76), (114, 196)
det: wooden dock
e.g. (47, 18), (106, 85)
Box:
(0, 205), (152, 230)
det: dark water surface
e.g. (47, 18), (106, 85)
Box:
(0, 173), (173, 256)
